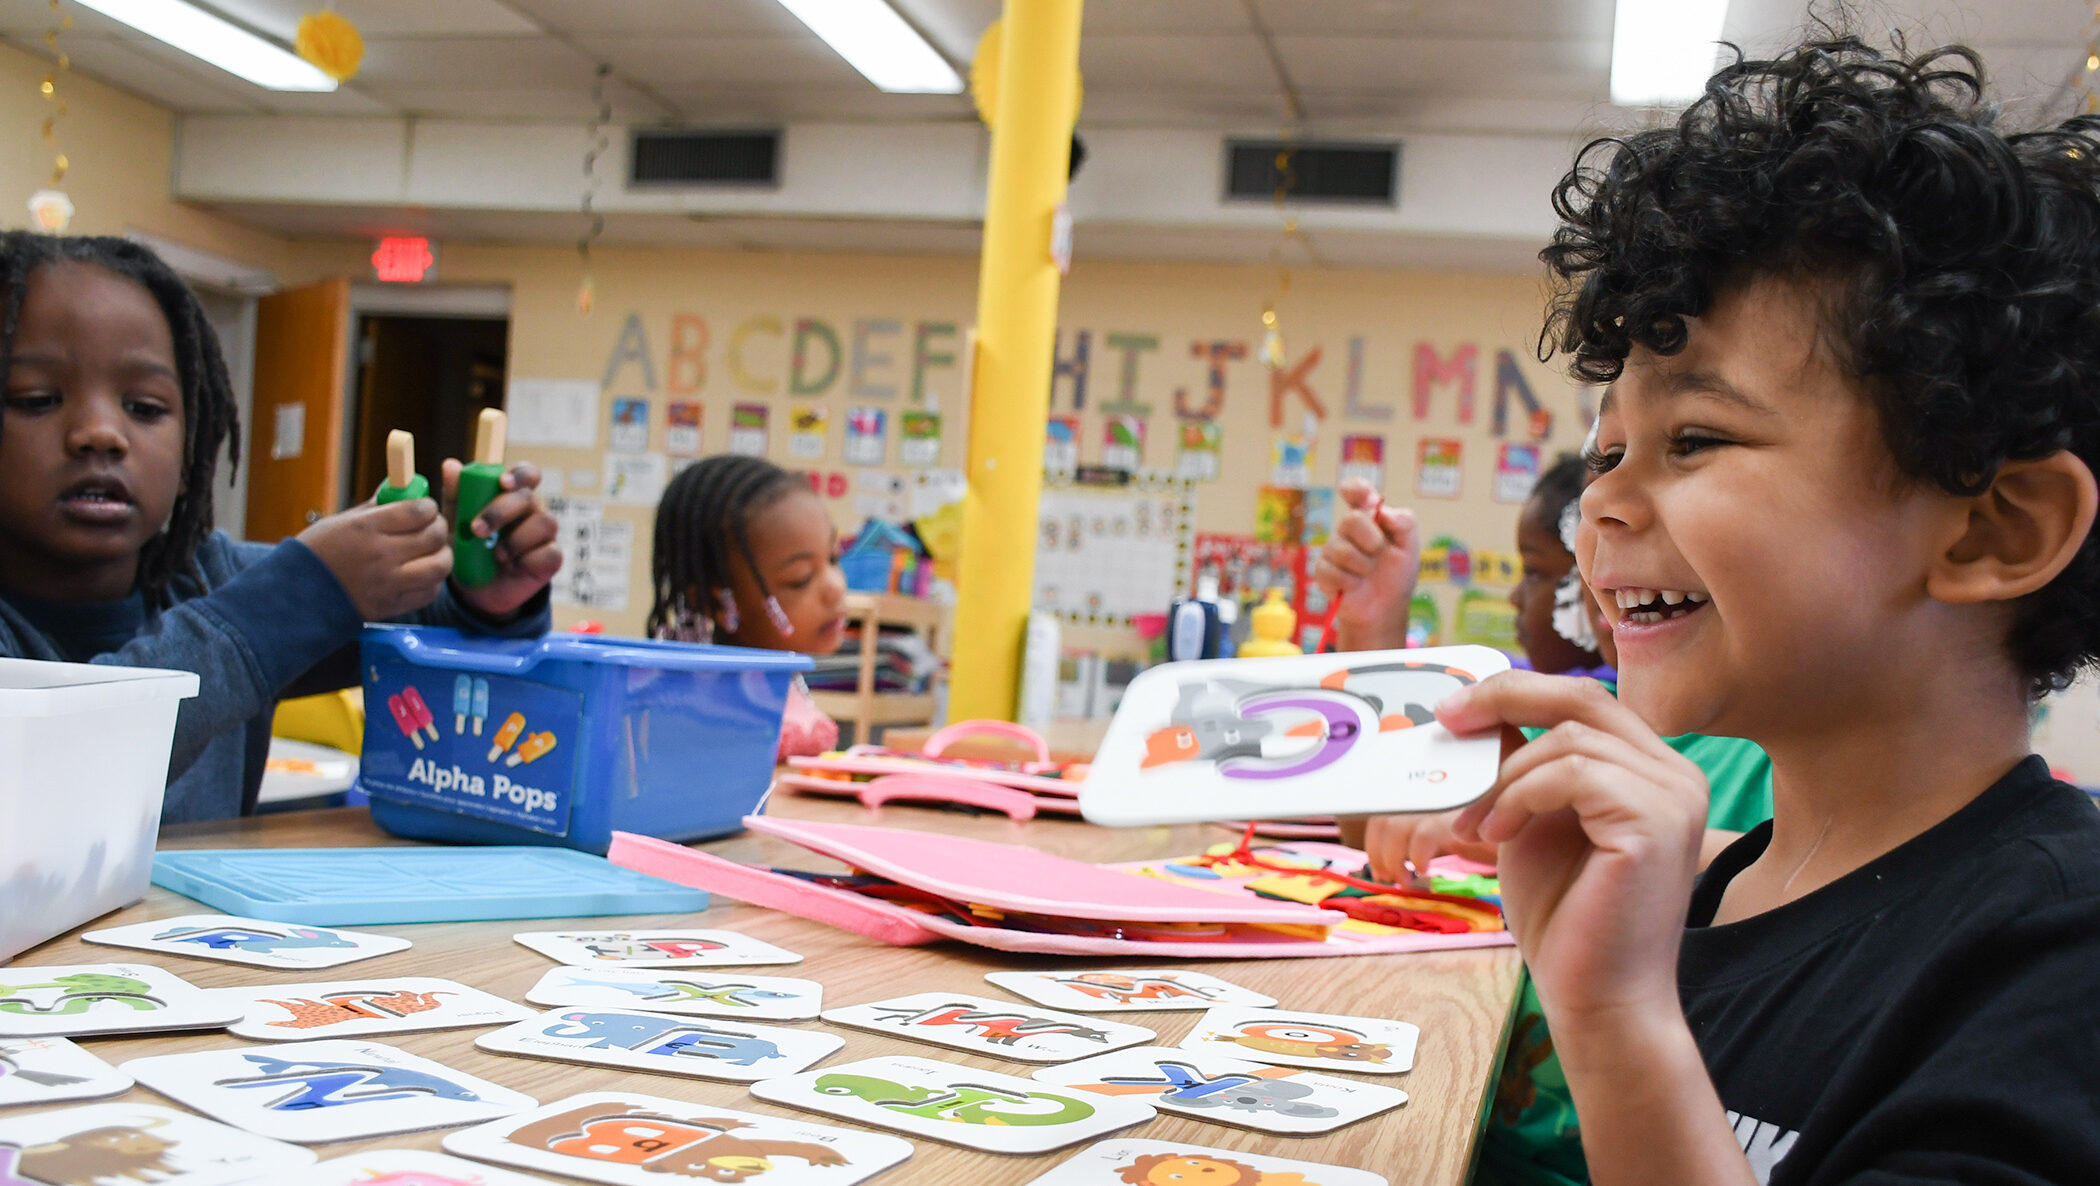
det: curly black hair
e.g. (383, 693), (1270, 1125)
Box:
(0, 231), (241, 609)
(1540, 37), (2100, 696)
(646, 453), (803, 641)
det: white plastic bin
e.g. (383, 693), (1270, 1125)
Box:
(0, 658), (199, 963)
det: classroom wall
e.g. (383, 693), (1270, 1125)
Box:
(0, 42), (290, 274)
(402, 241), (1584, 652)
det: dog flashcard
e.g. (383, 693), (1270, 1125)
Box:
(123, 1039), (537, 1144)
(1179, 1007), (1420, 1074)
(1023, 1138), (1391, 1185)
(524, 964), (822, 1020)
(821, 991), (1155, 1063)
(751, 1054), (1155, 1156)
(287, 1148), (559, 1184)
(511, 930), (802, 969)
(84, 915), (411, 970)
(0, 1103), (317, 1185)
(476, 1007), (843, 1083)
(218, 976), (536, 1041)
(986, 969), (1276, 1013)
(0, 963), (242, 1038)
(1081, 646), (1509, 826)
(0, 1037), (133, 1107)
(1033, 1046), (1409, 1135)
(442, 1091), (913, 1186)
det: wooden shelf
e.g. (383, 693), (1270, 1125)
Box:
(819, 592), (946, 738)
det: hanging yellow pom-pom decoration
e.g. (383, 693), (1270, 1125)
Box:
(296, 11), (364, 82)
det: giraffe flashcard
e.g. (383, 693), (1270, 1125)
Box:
(820, 991), (1155, 1063)
(123, 1040), (536, 1144)
(218, 977), (535, 1041)
(750, 1054), (1155, 1155)
(442, 1091), (913, 1186)
(0, 963), (241, 1038)
(523, 964), (823, 1020)
(84, 915), (410, 970)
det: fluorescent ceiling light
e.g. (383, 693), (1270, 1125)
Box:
(71, 0), (336, 92)
(775, 0), (963, 94)
(1611, 0), (1729, 106)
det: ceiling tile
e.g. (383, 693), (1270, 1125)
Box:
(25, 36), (263, 113)
(1273, 35), (1609, 101)
(1079, 90), (1294, 126)
(1080, 0), (1253, 35)
(1080, 33), (1278, 94)
(575, 34), (863, 91)
(202, 0), (541, 40)
(503, 0), (808, 38)
(353, 36), (599, 88)
(1251, 0), (1613, 40)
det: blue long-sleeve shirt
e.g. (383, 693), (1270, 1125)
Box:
(0, 531), (549, 823)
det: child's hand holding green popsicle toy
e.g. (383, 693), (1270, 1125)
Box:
(440, 408), (563, 619)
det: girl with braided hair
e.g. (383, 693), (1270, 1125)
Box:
(0, 232), (561, 823)
(648, 453), (847, 756)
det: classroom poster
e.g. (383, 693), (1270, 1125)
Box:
(1269, 432), (1314, 488)
(1254, 485), (1305, 545)
(1302, 486), (1336, 548)
(729, 403), (769, 456)
(1045, 415), (1080, 473)
(790, 403), (828, 460)
(547, 496), (633, 612)
(608, 398), (649, 454)
(899, 410), (942, 467)
(665, 400), (702, 457)
(1417, 437), (1464, 499)
(844, 407), (887, 466)
(1102, 414), (1145, 471)
(1176, 419), (1222, 482)
(1475, 549), (1521, 586)
(1493, 442), (1542, 504)
(506, 378), (598, 449)
(606, 452), (667, 506)
(1339, 433), (1385, 491)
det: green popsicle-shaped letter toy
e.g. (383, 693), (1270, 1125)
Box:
(452, 407), (507, 589)
(374, 429), (428, 505)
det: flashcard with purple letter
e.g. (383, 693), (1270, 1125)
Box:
(0, 963), (242, 1038)
(476, 1007), (843, 1083)
(84, 915), (410, 970)
(0, 1037), (133, 1107)
(0, 1103), (317, 1185)
(1033, 1045), (1408, 1135)
(512, 930), (801, 968)
(442, 1090), (913, 1186)
(821, 991), (1154, 1063)
(985, 969), (1275, 1013)
(1081, 646), (1510, 825)
(123, 1040), (536, 1144)
(1179, 1006), (1419, 1074)
(750, 1054), (1155, 1155)
(524, 964), (822, 1020)
(1023, 1138), (1390, 1185)
(219, 976), (535, 1041)
(287, 1148), (559, 1185)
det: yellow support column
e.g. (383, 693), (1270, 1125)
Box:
(949, 0), (1084, 722)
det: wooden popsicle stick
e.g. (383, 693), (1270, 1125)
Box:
(473, 407), (507, 466)
(385, 430), (415, 489)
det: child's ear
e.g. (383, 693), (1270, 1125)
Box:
(1927, 451), (2099, 604)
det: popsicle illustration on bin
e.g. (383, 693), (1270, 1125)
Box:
(399, 685), (439, 742)
(507, 730), (557, 767)
(489, 711), (527, 763)
(373, 429), (427, 505)
(470, 677), (490, 734)
(452, 407), (508, 589)
(387, 692), (431, 750)
(451, 676), (490, 735)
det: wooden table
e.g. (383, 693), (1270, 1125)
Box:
(5, 794), (1523, 1186)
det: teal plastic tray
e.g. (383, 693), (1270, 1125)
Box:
(151, 846), (709, 925)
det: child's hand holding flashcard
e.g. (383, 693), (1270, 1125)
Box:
(1080, 646), (1509, 826)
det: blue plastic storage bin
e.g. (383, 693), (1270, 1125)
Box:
(357, 626), (810, 854)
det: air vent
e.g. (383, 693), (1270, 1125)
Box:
(630, 130), (780, 187)
(1225, 140), (1399, 206)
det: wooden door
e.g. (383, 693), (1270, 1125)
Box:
(244, 278), (350, 542)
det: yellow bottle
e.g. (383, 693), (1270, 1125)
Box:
(1238, 588), (1303, 658)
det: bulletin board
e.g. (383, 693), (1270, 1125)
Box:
(1031, 472), (1195, 626)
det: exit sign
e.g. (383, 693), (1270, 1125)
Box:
(371, 237), (437, 283)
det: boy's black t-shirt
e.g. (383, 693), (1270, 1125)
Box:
(1682, 755), (2100, 1185)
